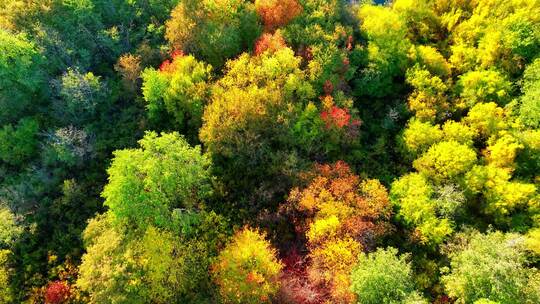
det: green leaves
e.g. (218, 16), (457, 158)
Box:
(0, 30), (44, 125)
(350, 247), (425, 304)
(102, 131), (212, 230)
(442, 231), (539, 303)
(0, 118), (39, 167)
(141, 54), (212, 140)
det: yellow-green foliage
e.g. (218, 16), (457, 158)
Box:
(406, 66), (450, 121)
(200, 47), (314, 157)
(464, 102), (508, 138)
(465, 165), (537, 219)
(413, 141), (477, 182)
(165, 0), (261, 67)
(457, 70), (511, 107)
(391, 173), (453, 245)
(0, 250), (12, 303)
(141, 54), (212, 138)
(442, 120), (477, 146)
(212, 227), (282, 304)
(401, 119), (443, 156)
(525, 228), (540, 255)
(484, 133), (524, 169)
(102, 131), (211, 230)
(409, 45), (451, 77)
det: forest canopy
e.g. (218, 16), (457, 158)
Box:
(1, 0), (540, 303)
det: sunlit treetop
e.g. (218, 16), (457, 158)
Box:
(102, 131), (212, 230)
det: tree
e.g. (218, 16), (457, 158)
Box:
(285, 161), (392, 303)
(212, 227), (283, 304)
(464, 102), (508, 138)
(102, 131), (212, 230)
(141, 53), (212, 140)
(0, 205), (21, 303)
(405, 66), (450, 121)
(165, 0), (261, 67)
(0, 117), (39, 167)
(42, 126), (93, 168)
(255, 0), (303, 31)
(78, 211), (230, 303)
(456, 70), (512, 107)
(356, 4), (411, 97)
(519, 58), (540, 128)
(390, 173), (453, 245)
(0, 30), (44, 125)
(441, 120), (477, 146)
(442, 231), (540, 303)
(350, 247), (425, 304)
(413, 141), (477, 182)
(400, 119), (443, 157)
(254, 31), (287, 55)
(200, 47), (315, 217)
(464, 165), (536, 222)
(52, 68), (109, 126)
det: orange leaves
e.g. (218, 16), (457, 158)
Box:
(254, 31), (287, 55)
(283, 161), (393, 303)
(255, 0), (303, 31)
(158, 50), (185, 72)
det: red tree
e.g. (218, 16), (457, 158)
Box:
(254, 31), (287, 55)
(45, 281), (70, 304)
(255, 0), (303, 31)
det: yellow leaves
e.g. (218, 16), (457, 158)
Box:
(310, 237), (361, 281)
(525, 228), (540, 255)
(442, 120), (477, 146)
(402, 119), (443, 156)
(409, 45), (452, 77)
(465, 164), (537, 219)
(405, 66), (450, 121)
(413, 141), (477, 182)
(464, 102), (507, 138)
(484, 133), (524, 169)
(212, 227), (282, 304)
(307, 215), (340, 244)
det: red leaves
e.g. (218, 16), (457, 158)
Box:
(159, 50), (185, 72)
(254, 31), (287, 55)
(44, 281), (70, 304)
(255, 0), (303, 31)
(321, 106), (352, 128)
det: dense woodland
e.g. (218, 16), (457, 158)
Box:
(1, 0), (540, 303)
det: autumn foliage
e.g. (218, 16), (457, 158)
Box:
(284, 161), (392, 303)
(254, 31), (287, 55)
(44, 281), (70, 304)
(255, 0), (303, 31)
(212, 227), (283, 304)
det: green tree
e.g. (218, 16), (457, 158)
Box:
(102, 131), (212, 230)
(442, 231), (540, 303)
(165, 0), (261, 67)
(519, 58), (540, 128)
(0, 30), (44, 125)
(390, 173), (453, 245)
(0, 117), (39, 167)
(456, 70), (512, 107)
(350, 247), (425, 304)
(141, 54), (212, 140)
